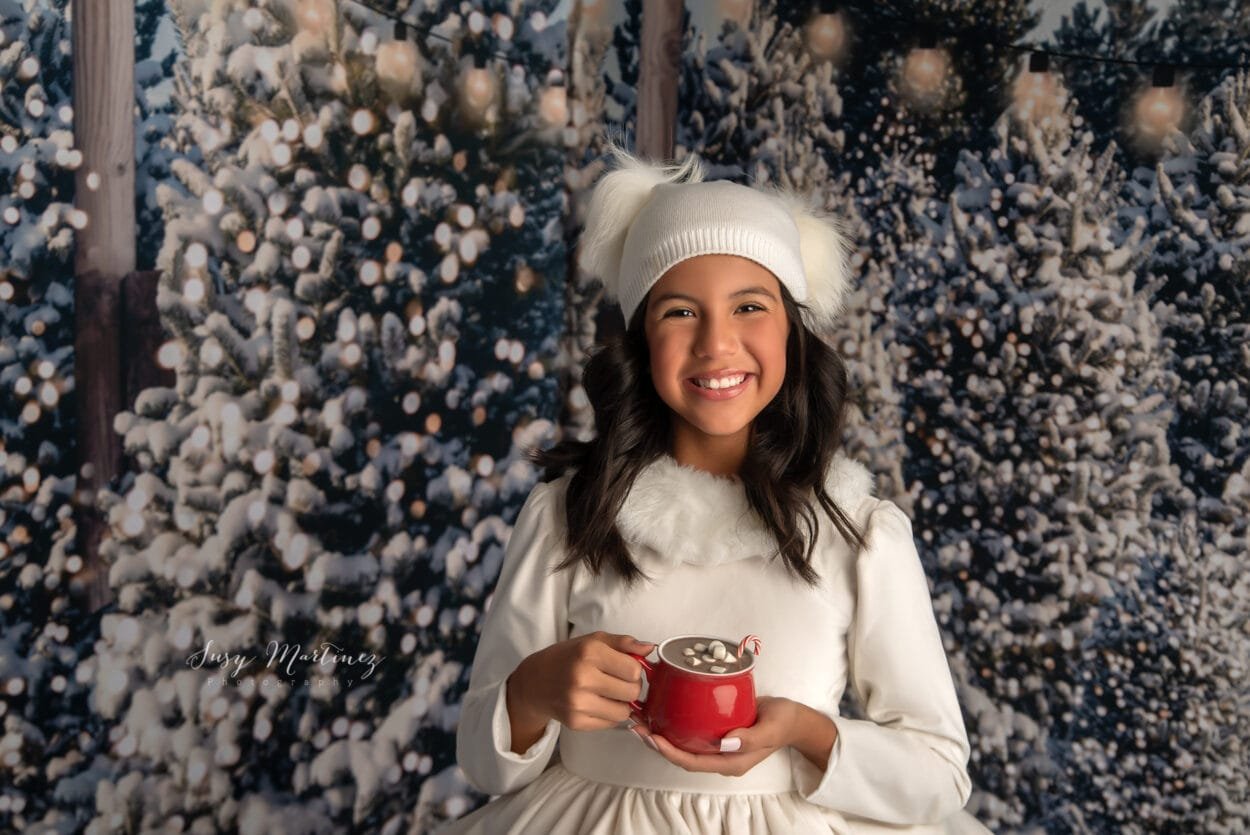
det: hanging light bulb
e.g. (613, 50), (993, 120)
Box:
(805, 1), (847, 64)
(901, 34), (950, 108)
(377, 20), (422, 103)
(1011, 51), (1062, 124)
(1132, 64), (1184, 142)
(461, 53), (497, 113)
(539, 69), (569, 127)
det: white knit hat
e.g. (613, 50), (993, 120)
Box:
(577, 141), (853, 337)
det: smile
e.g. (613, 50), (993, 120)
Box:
(684, 374), (752, 400)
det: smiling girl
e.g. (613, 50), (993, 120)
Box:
(440, 140), (992, 834)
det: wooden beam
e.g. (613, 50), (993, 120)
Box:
(72, 0), (136, 612)
(72, 0), (135, 279)
(637, 0), (682, 163)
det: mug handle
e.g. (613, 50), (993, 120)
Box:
(626, 651), (655, 715)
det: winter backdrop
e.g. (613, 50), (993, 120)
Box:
(0, 0), (1247, 832)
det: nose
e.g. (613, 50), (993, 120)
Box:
(693, 314), (740, 358)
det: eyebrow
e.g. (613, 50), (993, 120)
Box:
(650, 286), (778, 306)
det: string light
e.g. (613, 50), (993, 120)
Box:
(461, 52), (497, 114)
(539, 70), (569, 127)
(376, 21), (421, 103)
(805, 1), (848, 65)
(343, 0), (580, 129)
(1011, 51), (1063, 125)
(901, 35), (950, 108)
(1133, 64), (1184, 143)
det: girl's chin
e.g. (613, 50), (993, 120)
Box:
(674, 413), (757, 438)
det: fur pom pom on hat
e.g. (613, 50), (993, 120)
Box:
(577, 141), (853, 337)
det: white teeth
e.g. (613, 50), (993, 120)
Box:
(694, 374), (746, 390)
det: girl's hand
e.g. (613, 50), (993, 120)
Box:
(512, 631), (656, 731)
(630, 696), (799, 777)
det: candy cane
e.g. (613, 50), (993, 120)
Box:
(737, 634), (761, 659)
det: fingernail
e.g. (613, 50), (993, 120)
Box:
(646, 736), (659, 751)
(719, 737), (742, 753)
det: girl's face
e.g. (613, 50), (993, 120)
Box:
(643, 254), (789, 472)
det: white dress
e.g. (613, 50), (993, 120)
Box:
(437, 453), (994, 835)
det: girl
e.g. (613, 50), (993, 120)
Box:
(439, 141), (993, 834)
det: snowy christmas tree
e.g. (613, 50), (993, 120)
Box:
(676, 5), (843, 189)
(0, 1), (108, 831)
(0, 0), (201, 828)
(1120, 68), (1250, 832)
(892, 93), (1183, 829)
(67, 1), (568, 831)
(0, 0), (79, 593)
(835, 127), (945, 506)
(136, 0), (182, 271)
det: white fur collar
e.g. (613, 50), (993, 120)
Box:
(614, 452), (875, 568)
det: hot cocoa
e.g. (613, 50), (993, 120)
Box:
(659, 636), (753, 675)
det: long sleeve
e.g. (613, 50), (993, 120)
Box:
(454, 479), (572, 797)
(791, 499), (973, 825)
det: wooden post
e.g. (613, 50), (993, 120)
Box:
(72, 0), (135, 612)
(637, 0), (682, 163)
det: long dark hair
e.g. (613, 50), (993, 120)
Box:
(529, 283), (868, 590)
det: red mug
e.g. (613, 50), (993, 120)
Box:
(627, 634), (761, 754)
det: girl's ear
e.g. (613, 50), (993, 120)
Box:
(768, 188), (854, 337)
(578, 138), (705, 306)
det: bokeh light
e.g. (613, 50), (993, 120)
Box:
(805, 9), (848, 64)
(901, 46), (951, 108)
